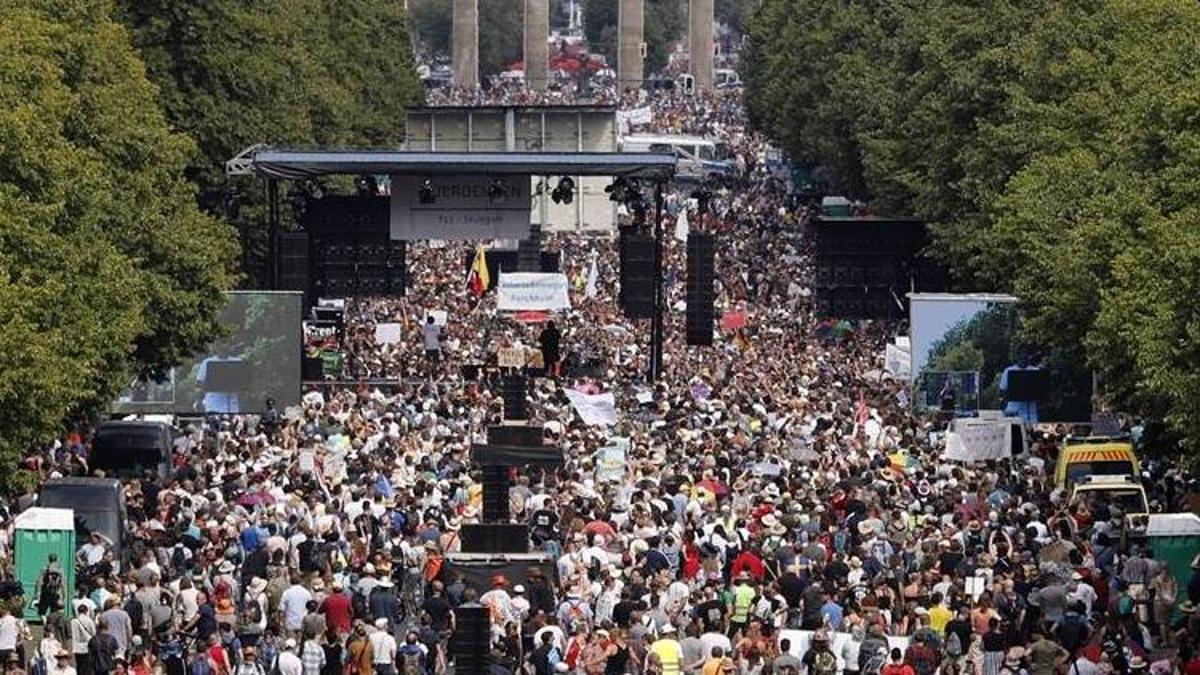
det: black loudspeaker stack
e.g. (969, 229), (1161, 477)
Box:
(461, 523), (529, 554)
(451, 605), (490, 673)
(480, 466), (510, 524)
(278, 232), (310, 300)
(687, 233), (715, 345)
(619, 230), (656, 319)
(500, 375), (528, 421)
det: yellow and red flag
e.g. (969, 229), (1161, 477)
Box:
(467, 245), (490, 296)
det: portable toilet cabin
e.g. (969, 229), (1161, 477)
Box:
(14, 507), (76, 622)
(1146, 512), (1200, 607)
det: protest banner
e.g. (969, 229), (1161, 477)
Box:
(943, 419), (1021, 461)
(496, 272), (572, 311)
(564, 389), (617, 426)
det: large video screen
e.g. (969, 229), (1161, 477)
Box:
(114, 292), (302, 414)
(909, 293), (1019, 411)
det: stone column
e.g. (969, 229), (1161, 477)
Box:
(524, 0), (550, 90)
(452, 0), (479, 88)
(689, 0), (714, 92)
(617, 0), (644, 92)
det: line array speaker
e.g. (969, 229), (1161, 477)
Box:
(686, 233), (715, 345)
(620, 230), (656, 319)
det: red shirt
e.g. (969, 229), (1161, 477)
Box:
(730, 551), (766, 581)
(320, 592), (354, 634)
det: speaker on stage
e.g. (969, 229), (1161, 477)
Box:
(620, 231), (656, 319)
(480, 466), (510, 524)
(451, 606), (490, 673)
(500, 374), (528, 421)
(278, 232), (310, 300)
(687, 233), (715, 345)
(461, 524), (530, 553)
(302, 357), (324, 381)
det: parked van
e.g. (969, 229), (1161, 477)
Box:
(1055, 435), (1139, 489)
(36, 477), (128, 564)
(619, 133), (734, 182)
(89, 420), (173, 478)
(1071, 475), (1149, 517)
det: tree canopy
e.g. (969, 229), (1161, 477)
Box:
(743, 0), (1200, 455)
(584, 0), (686, 75)
(116, 0), (424, 283)
(0, 0), (236, 489)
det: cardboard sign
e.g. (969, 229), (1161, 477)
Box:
(498, 346), (527, 368)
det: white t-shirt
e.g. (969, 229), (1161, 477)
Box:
(280, 585), (313, 631)
(369, 630), (397, 665)
(277, 651), (303, 675)
(0, 615), (23, 650)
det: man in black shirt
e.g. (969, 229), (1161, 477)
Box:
(421, 582), (453, 634)
(944, 605), (973, 656)
(538, 321), (561, 377)
(694, 585), (726, 633)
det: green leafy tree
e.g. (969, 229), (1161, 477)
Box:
(116, 0), (423, 285)
(584, 0), (685, 75)
(0, 0), (236, 488)
(480, 0), (524, 75)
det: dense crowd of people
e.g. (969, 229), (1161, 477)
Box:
(2, 78), (1200, 675)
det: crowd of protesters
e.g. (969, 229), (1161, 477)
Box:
(2, 78), (1200, 675)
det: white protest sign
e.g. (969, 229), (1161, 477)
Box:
(423, 309), (448, 326)
(595, 437), (630, 483)
(298, 451), (316, 474)
(390, 174), (532, 241)
(942, 421), (1012, 462)
(885, 343), (911, 379)
(564, 389), (617, 427)
(374, 322), (403, 345)
(496, 272), (572, 311)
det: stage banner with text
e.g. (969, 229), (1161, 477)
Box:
(390, 174), (532, 240)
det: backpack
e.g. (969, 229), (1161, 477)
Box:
(242, 597), (264, 626)
(562, 598), (588, 633)
(92, 636), (116, 674)
(124, 596), (146, 634)
(351, 589), (369, 620)
(399, 646), (423, 675)
(190, 655), (213, 675)
(945, 633), (962, 658)
(811, 650), (838, 675)
(1116, 593), (1134, 617)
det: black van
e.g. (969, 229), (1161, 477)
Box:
(36, 477), (128, 564)
(89, 420), (173, 478)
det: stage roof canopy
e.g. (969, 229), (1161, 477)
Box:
(248, 149), (676, 181)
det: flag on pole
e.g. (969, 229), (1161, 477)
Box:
(585, 251), (599, 299)
(674, 208), (689, 242)
(467, 245), (490, 296)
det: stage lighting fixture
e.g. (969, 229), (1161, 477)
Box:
(418, 178), (436, 204)
(551, 177), (575, 205)
(487, 179), (508, 202)
(305, 180), (324, 200)
(605, 177), (628, 203)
